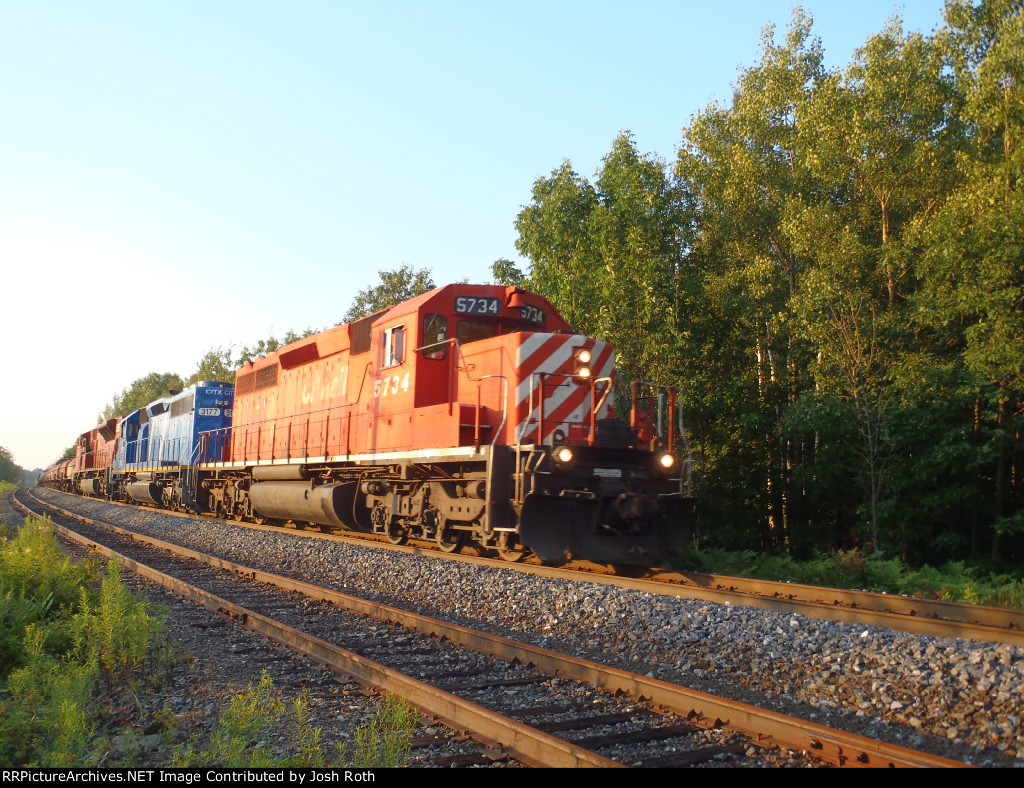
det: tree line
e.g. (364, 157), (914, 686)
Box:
(493, 1), (1023, 565)
(0, 446), (25, 485)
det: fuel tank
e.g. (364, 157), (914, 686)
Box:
(127, 481), (162, 506)
(248, 481), (363, 531)
(79, 478), (102, 496)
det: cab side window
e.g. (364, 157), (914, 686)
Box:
(384, 325), (405, 368)
(422, 313), (447, 360)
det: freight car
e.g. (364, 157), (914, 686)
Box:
(41, 459), (74, 493)
(43, 284), (694, 564)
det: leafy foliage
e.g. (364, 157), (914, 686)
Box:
(0, 447), (22, 485)
(342, 263), (435, 323)
(185, 327), (318, 385)
(687, 546), (1024, 608)
(0, 519), (164, 767)
(99, 372), (185, 422)
(512, 2), (1024, 566)
(347, 693), (417, 768)
(171, 675), (417, 768)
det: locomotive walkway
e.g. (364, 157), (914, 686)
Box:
(14, 488), (970, 768)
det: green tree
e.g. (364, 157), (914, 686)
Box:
(591, 131), (688, 388)
(186, 346), (237, 387)
(99, 372), (185, 421)
(905, 0), (1024, 560)
(514, 132), (686, 389)
(501, 3), (1023, 564)
(674, 10), (826, 551)
(342, 264), (435, 323)
(490, 257), (529, 288)
(806, 18), (958, 307)
(0, 446), (21, 484)
(514, 162), (601, 336)
(777, 17), (959, 551)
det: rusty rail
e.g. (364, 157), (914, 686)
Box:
(17, 490), (971, 768)
(13, 492), (617, 768)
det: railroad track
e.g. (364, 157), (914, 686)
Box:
(593, 566), (1024, 646)
(13, 488), (970, 768)
(41, 486), (1024, 646)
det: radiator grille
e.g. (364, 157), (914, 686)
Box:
(235, 371), (255, 395)
(350, 309), (386, 355)
(255, 365), (279, 391)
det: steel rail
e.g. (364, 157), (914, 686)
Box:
(30, 487), (1024, 645)
(13, 492), (619, 769)
(18, 490), (971, 769)
(517, 563), (1024, 646)
(638, 569), (1024, 629)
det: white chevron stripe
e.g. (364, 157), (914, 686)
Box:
(515, 334), (576, 406)
(514, 335), (616, 441)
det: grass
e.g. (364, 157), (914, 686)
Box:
(0, 514), (418, 768)
(685, 545), (1024, 608)
(172, 674), (418, 768)
(0, 516), (158, 766)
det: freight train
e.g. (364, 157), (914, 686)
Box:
(41, 284), (694, 564)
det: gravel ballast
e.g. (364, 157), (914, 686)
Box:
(24, 488), (1024, 767)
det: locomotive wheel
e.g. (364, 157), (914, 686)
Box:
(372, 505), (406, 545)
(496, 532), (525, 562)
(435, 518), (464, 554)
(385, 520), (408, 545)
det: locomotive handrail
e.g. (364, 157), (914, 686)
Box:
(517, 371), (612, 447)
(203, 340), (507, 462)
(413, 337), (450, 355)
(201, 427), (233, 466)
(450, 338), (509, 449)
(414, 337), (510, 446)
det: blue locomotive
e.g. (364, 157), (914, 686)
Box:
(108, 381), (234, 510)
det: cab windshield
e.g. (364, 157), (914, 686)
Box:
(456, 318), (541, 345)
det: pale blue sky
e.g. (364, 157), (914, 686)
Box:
(1, 1), (949, 469)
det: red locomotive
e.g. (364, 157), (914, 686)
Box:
(43, 284), (694, 564)
(195, 284), (693, 562)
(40, 420), (118, 496)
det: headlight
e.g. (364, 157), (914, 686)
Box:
(574, 347), (592, 379)
(553, 446), (574, 466)
(657, 452), (676, 471)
